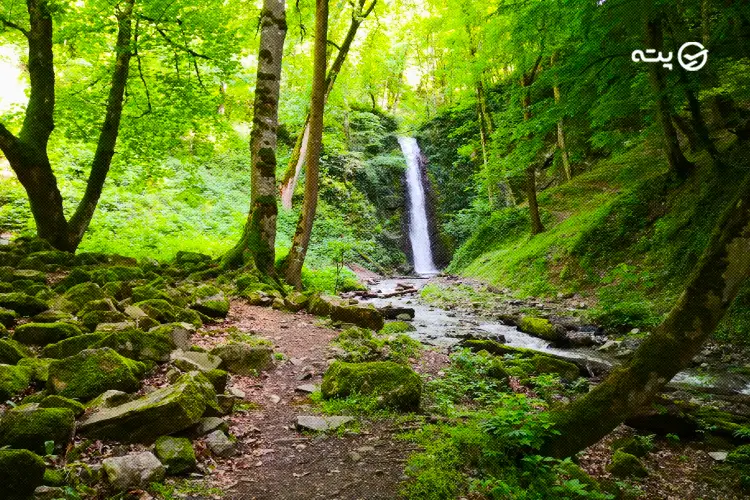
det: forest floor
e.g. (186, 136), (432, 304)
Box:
(192, 300), (448, 500)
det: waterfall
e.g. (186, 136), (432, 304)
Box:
(399, 137), (439, 276)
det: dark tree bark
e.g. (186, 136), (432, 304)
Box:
(644, 15), (694, 178)
(278, 0), (376, 209)
(281, 0), (329, 289)
(0, 0), (135, 252)
(222, 0), (287, 273)
(521, 53), (545, 236)
(542, 174), (750, 458)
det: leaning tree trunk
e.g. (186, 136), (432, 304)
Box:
(281, 0), (329, 289)
(222, 0), (287, 272)
(521, 59), (545, 236)
(278, 0), (376, 210)
(542, 173), (750, 458)
(551, 53), (572, 181)
(0, 0), (134, 252)
(644, 15), (694, 178)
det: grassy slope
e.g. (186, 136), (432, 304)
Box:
(448, 137), (750, 334)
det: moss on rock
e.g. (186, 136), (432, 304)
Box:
(18, 357), (53, 383)
(210, 343), (274, 375)
(0, 363), (32, 399)
(155, 436), (197, 474)
(606, 450), (648, 478)
(321, 360), (421, 411)
(134, 299), (176, 323)
(47, 348), (145, 401)
(0, 292), (50, 316)
(41, 333), (106, 359)
(0, 307), (17, 328)
(0, 338), (31, 364)
(330, 304), (385, 331)
(0, 404), (75, 454)
(39, 394), (86, 417)
(530, 355), (581, 380)
(60, 283), (106, 313)
(0, 449), (46, 499)
(14, 322), (84, 346)
(727, 444), (750, 466)
(91, 328), (175, 363)
(518, 316), (560, 342)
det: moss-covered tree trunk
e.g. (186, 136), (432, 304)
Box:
(278, 0), (376, 210)
(281, 0), (329, 289)
(0, 0), (134, 252)
(644, 14), (694, 179)
(222, 0), (287, 273)
(542, 174), (750, 458)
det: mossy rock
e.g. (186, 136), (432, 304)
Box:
(148, 323), (194, 351)
(0, 363), (32, 400)
(190, 285), (230, 319)
(134, 299), (176, 323)
(0, 292), (50, 316)
(0, 404), (75, 454)
(0, 449), (46, 500)
(461, 339), (534, 357)
(54, 268), (92, 292)
(155, 436), (197, 474)
(11, 269), (47, 283)
(321, 361), (421, 411)
(47, 348), (146, 401)
(0, 307), (16, 328)
(330, 304), (385, 331)
(14, 322), (84, 346)
(24, 250), (74, 267)
(32, 310), (74, 323)
(530, 355), (581, 380)
(174, 307), (203, 328)
(611, 436), (652, 458)
(487, 359), (510, 381)
(210, 343), (274, 375)
(308, 294), (336, 317)
(727, 444), (750, 466)
(41, 333), (106, 359)
(60, 283), (106, 313)
(18, 357), (53, 383)
(90, 266), (144, 284)
(42, 468), (67, 486)
(175, 251), (213, 266)
(557, 460), (600, 492)
(132, 285), (171, 303)
(77, 298), (118, 316)
(695, 407), (750, 439)
(284, 291), (309, 312)
(39, 394), (86, 417)
(518, 316), (560, 342)
(203, 369), (229, 393)
(78, 371), (217, 443)
(80, 310), (129, 331)
(102, 280), (133, 301)
(606, 450), (648, 478)
(380, 321), (416, 335)
(0, 338), (31, 364)
(94, 328), (175, 362)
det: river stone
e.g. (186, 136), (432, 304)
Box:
(322, 361), (422, 411)
(518, 316), (560, 342)
(330, 304), (385, 331)
(14, 322), (83, 346)
(78, 372), (217, 442)
(0, 338), (30, 364)
(46, 348), (146, 401)
(102, 452), (165, 490)
(171, 349), (223, 373)
(155, 436), (196, 474)
(0, 363), (32, 400)
(210, 343), (274, 375)
(0, 404), (75, 454)
(0, 449), (46, 500)
(295, 415), (354, 432)
(205, 430), (237, 457)
(530, 355), (581, 380)
(0, 293), (50, 316)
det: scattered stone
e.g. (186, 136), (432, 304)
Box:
(269, 394), (281, 404)
(295, 384), (317, 394)
(190, 286), (230, 319)
(606, 450), (648, 478)
(171, 349), (223, 373)
(211, 343), (274, 375)
(190, 417), (229, 437)
(708, 451), (728, 461)
(32, 310), (72, 323)
(149, 323), (194, 351)
(348, 451), (362, 462)
(102, 452), (166, 490)
(155, 436), (197, 474)
(38, 394), (86, 417)
(321, 361), (421, 411)
(13, 322), (83, 346)
(0, 449), (46, 499)
(0, 363), (32, 400)
(40, 333), (105, 359)
(87, 390), (133, 409)
(0, 338), (30, 364)
(47, 348), (146, 401)
(59, 283), (106, 313)
(330, 304), (385, 331)
(34, 485), (66, 500)
(0, 292), (49, 316)
(230, 387), (246, 399)
(79, 372), (217, 442)
(295, 415), (354, 432)
(205, 430), (237, 457)
(0, 404), (75, 454)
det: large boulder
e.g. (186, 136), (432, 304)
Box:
(155, 436), (196, 474)
(59, 282), (106, 313)
(330, 304), (385, 331)
(93, 328), (175, 362)
(0, 307), (17, 328)
(47, 348), (146, 401)
(149, 323), (194, 351)
(13, 322), (83, 346)
(170, 350), (222, 373)
(0, 293), (49, 316)
(0, 404), (75, 454)
(18, 357), (52, 383)
(321, 361), (421, 411)
(102, 451), (165, 491)
(134, 299), (176, 323)
(530, 355), (581, 380)
(190, 285), (229, 319)
(0, 363), (32, 400)
(38, 394), (86, 417)
(210, 343), (274, 375)
(0, 449), (46, 500)
(78, 372), (217, 442)
(308, 294), (337, 317)
(0, 338), (30, 364)
(41, 333), (106, 359)
(518, 316), (561, 342)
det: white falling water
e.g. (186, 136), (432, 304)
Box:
(399, 137), (439, 276)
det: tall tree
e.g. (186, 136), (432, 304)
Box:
(521, 52), (545, 236)
(278, 0), (376, 210)
(221, 0), (287, 272)
(551, 52), (572, 181)
(543, 173), (750, 458)
(281, 0), (329, 288)
(0, 0), (135, 252)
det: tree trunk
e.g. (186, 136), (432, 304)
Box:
(521, 54), (545, 235)
(551, 53), (572, 181)
(0, 0), (134, 252)
(278, 0), (376, 210)
(644, 16), (694, 178)
(281, 0), (329, 289)
(672, 113), (700, 153)
(542, 174), (750, 458)
(222, 0), (287, 273)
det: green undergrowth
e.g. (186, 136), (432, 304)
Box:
(332, 326), (423, 364)
(309, 390), (401, 419)
(448, 139), (750, 337)
(150, 479), (224, 499)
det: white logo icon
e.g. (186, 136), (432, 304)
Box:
(631, 42), (708, 72)
(677, 42), (709, 71)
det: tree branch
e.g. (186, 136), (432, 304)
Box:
(139, 14), (211, 60)
(0, 14), (29, 37)
(133, 18), (152, 117)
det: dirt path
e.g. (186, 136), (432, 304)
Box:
(196, 300), (445, 500)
